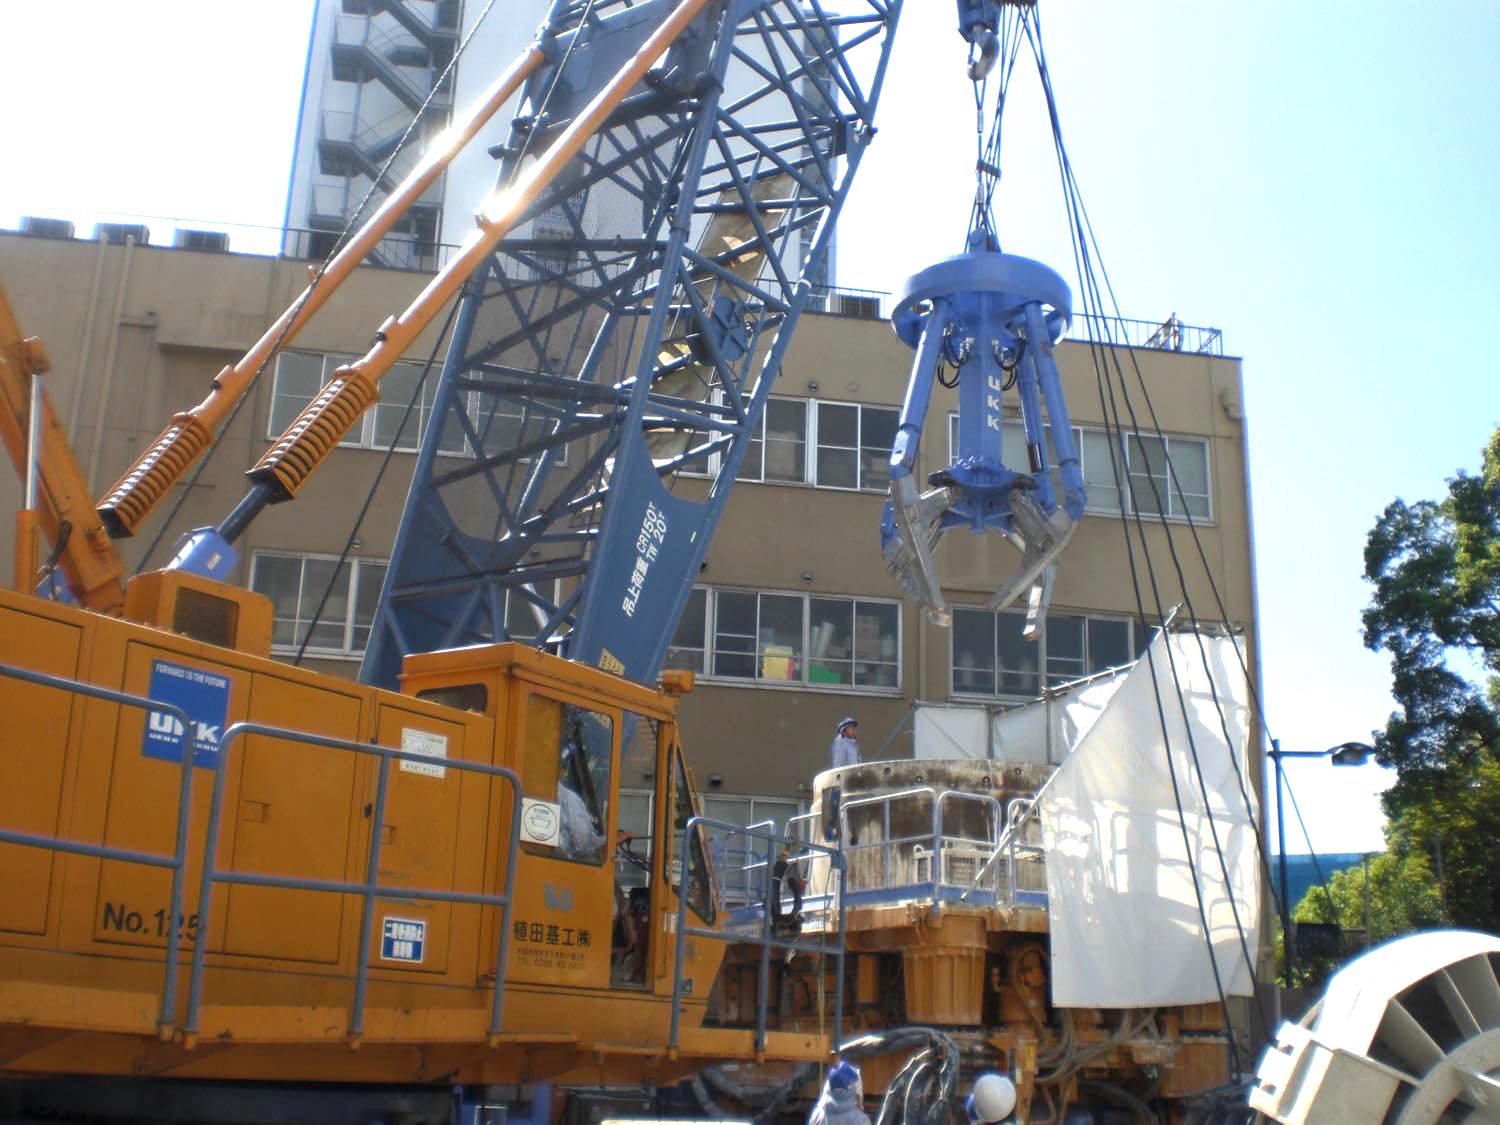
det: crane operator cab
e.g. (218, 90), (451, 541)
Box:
(401, 641), (724, 1015)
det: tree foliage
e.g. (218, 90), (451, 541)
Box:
(1281, 850), (1447, 989)
(1361, 425), (1500, 932)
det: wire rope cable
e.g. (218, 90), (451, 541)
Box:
(1010, 4), (1268, 1061)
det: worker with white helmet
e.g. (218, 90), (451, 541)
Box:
(807, 1059), (869, 1125)
(829, 716), (860, 768)
(964, 1073), (1017, 1123)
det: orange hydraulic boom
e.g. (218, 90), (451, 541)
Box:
(0, 281), (126, 612)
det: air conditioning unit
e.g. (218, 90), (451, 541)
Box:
(19, 216), (75, 240)
(174, 229), (231, 253)
(94, 223), (150, 246)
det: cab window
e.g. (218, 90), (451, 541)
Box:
(666, 747), (717, 924)
(521, 695), (614, 865)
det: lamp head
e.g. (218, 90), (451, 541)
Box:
(1329, 742), (1373, 767)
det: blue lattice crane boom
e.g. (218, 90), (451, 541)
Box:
(122, 0), (1077, 684)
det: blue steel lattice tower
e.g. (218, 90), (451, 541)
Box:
(358, 0), (903, 689)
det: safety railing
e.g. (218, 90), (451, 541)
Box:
(961, 796), (1046, 907)
(716, 817), (779, 906)
(0, 664), (195, 1037)
(838, 787), (1006, 904)
(182, 721), (522, 1046)
(669, 816), (847, 1052)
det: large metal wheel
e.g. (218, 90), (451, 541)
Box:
(1252, 930), (1500, 1123)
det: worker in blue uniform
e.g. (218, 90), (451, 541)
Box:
(829, 717), (860, 768)
(807, 1060), (869, 1125)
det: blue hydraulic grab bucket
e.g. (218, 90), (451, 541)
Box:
(879, 246), (1085, 637)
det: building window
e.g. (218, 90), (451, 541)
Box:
(465, 390), (567, 465)
(947, 414), (1210, 520)
(814, 401), (899, 492)
(270, 350), (441, 453)
(738, 397), (809, 483)
(667, 586), (901, 691)
(950, 607), (1140, 699)
(249, 551), (388, 657)
(683, 397), (898, 493)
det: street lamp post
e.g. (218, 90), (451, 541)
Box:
(1268, 740), (1373, 982)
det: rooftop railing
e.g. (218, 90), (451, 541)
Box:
(0, 215), (1225, 353)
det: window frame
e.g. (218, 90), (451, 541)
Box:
(248, 549), (389, 659)
(946, 412), (1213, 523)
(811, 398), (900, 493)
(948, 605), (1141, 702)
(680, 395), (901, 495)
(667, 584), (903, 695)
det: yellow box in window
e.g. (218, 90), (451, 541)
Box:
(760, 644), (794, 681)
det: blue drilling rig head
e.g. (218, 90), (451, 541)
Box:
(879, 248), (1086, 638)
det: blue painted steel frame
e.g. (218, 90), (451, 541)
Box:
(361, 0), (903, 689)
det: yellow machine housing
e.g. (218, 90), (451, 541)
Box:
(0, 585), (824, 1089)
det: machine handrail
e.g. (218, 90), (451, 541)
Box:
(0, 662), (194, 1036)
(668, 815), (847, 1053)
(931, 789), (1004, 895)
(837, 785), (939, 892)
(961, 795), (1043, 903)
(182, 720), (523, 1048)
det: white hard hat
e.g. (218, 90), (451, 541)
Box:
(969, 1073), (1017, 1123)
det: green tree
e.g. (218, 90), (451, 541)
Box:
(1279, 851), (1446, 989)
(1362, 425), (1500, 931)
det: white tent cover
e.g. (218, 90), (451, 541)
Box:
(1036, 630), (1260, 1007)
(913, 668), (1128, 765)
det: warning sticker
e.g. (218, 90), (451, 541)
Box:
(381, 917), (426, 963)
(521, 798), (561, 847)
(399, 728), (447, 778)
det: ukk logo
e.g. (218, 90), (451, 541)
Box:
(141, 659), (231, 769)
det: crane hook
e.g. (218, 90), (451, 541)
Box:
(967, 26), (999, 81)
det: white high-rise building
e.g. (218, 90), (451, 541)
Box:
(281, 0), (832, 285)
(282, 0), (538, 270)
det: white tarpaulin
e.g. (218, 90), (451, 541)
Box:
(914, 666), (1132, 765)
(1036, 630), (1260, 1008)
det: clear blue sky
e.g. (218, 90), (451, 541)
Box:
(3, 2), (1496, 855)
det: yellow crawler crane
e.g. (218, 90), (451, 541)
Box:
(0, 587), (1233, 1121)
(0, 0), (1250, 1119)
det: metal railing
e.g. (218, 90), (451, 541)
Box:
(332, 15), (452, 112)
(0, 664), (195, 1037)
(0, 662), (523, 1046)
(838, 786), (1007, 902)
(804, 284), (1225, 353)
(183, 721), (523, 1046)
(669, 816), (847, 1052)
(962, 796), (1046, 905)
(716, 816), (779, 906)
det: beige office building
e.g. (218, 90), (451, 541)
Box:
(0, 229), (1259, 839)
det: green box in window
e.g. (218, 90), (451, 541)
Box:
(808, 662), (845, 685)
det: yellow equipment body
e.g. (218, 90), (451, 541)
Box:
(0, 584), (825, 1089)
